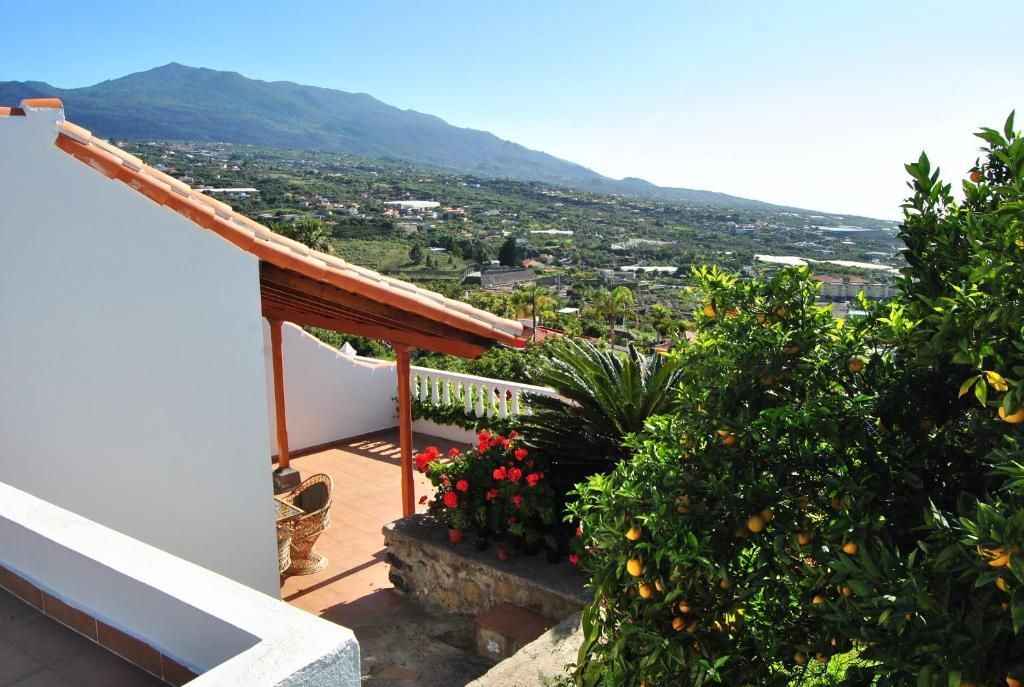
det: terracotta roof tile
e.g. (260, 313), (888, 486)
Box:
(22, 98), (64, 110)
(40, 115), (525, 349)
(0, 107), (26, 117)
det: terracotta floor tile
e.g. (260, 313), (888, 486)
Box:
(6, 613), (92, 666)
(8, 668), (79, 687)
(0, 641), (43, 686)
(51, 638), (162, 687)
(282, 429), (453, 629)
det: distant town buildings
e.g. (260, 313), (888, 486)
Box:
(462, 267), (537, 290)
(812, 275), (896, 301)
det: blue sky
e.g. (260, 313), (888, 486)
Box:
(4, 0), (1021, 218)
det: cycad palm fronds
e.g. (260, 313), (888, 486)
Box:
(522, 338), (682, 487)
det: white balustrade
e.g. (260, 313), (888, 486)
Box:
(409, 365), (560, 423)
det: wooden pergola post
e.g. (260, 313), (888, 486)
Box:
(394, 344), (415, 517)
(268, 318), (290, 470)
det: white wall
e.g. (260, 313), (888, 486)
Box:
(265, 324), (399, 454)
(0, 481), (360, 686)
(0, 108), (279, 595)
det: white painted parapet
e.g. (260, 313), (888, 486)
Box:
(0, 481), (360, 686)
(263, 324), (561, 451)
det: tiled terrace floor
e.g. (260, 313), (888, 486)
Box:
(281, 428), (448, 623)
(281, 429), (490, 685)
(0, 588), (166, 687)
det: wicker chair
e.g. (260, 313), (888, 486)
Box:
(281, 473), (333, 575)
(277, 527), (292, 578)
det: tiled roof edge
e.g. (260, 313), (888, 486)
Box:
(49, 121), (525, 347)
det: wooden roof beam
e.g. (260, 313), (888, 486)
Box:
(261, 303), (489, 359)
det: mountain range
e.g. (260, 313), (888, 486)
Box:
(2, 63), (813, 213)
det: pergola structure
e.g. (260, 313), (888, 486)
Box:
(52, 115), (529, 515)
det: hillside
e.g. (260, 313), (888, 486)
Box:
(2, 63), (824, 214)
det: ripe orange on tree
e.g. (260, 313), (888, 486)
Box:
(999, 406), (1024, 423)
(746, 514), (766, 533)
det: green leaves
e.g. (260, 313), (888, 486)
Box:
(567, 114), (1024, 687)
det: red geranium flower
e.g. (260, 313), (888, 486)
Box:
(456, 479), (469, 492)
(511, 495), (524, 507)
(485, 488), (499, 501)
(478, 430), (491, 443)
(526, 473), (541, 488)
(508, 516), (517, 525)
(443, 492), (458, 508)
(509, 431), (520, 440)
(414, 453), (434, 472)
(576, 526), (583, 536)
(569, 554), (579, 565)
(492, 466), (507, 481)
(514, 448), (528, 461)
(526, 460), (534, 469)
(507, 467), (523, 483)
(448, 447), (461, 457)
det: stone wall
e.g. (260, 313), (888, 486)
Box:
(383, 515), (588, 620)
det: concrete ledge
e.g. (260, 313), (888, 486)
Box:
(383, 515), (587, 620)
(0, 481), (360, 686)
(411, 418), (477, 445)
(467, 611), (583, 687)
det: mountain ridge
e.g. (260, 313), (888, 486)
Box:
(0, 63), (866, 217)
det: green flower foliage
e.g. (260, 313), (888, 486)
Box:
(567, 115), (1024, 687)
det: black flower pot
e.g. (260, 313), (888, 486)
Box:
(545, 546), (561, 564)
(474, 534), (488, 551)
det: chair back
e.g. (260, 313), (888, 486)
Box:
(290, 474), (332, 516)
(297, 481), (329, 512)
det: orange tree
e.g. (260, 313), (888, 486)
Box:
(567, 115), (1024, 686)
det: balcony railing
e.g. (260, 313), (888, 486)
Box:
(409, 366), (561, 420)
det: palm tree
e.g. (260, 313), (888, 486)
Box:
(512, 285), (558, 339)
(520, 337), (684, 493)
(610, 286), (635, 336)
(591, 287), (635, 346)
(269, 217), (333, 254)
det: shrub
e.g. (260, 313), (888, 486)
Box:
(567, 116), (1024, 686)
(569, 265), (876, 686)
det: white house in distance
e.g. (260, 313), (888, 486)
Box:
(0, 99), (525, 684)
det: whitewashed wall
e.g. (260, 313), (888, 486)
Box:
(0, 107), (279, 595)
(263, 323), (399, 454)
(0, 481), (360, 686)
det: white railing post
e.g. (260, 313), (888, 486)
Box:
(498, 387), (508, 419)
(475, 385), (486, 418)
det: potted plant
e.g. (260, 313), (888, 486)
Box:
(417, 446), (472, 545)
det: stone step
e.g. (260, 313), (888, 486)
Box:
(473, 602), (556, 663)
